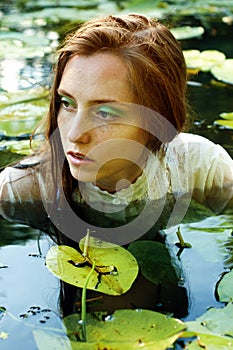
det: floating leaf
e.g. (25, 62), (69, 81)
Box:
(0, 140), (32, 155)
(183, 303), (233, 348)
(184, 331), (233, 349)
(46, 237), (138, 296)
(0, 88), (49, 107)
(211, 59), (233, 85)
(128, 240), (181, 285)
(219, 112), (233, 120)
(183, 49), (226, 72)
(63, 309), (186, 349)
(171, 26), (204, 40)
(0, 99), (48, 136)
(217, 270), (233, 302)
(0, 31), (50, 47)
(186, 303), (233, 338)
(214, 119), (233, 129)
(183, 49), (201, 69)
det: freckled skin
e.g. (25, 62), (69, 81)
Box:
(58, 53), (149, 192)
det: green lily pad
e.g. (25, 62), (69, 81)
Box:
(0, 100), (48, 136)
(128, 241), (181, 285)
(211, 59), (233, 85)
(0, 39), (52, 59)
(183, 303), (233, 348)
(183, 49), (226, 72)
(184, 331), (233, 349)
(214, 119), (233, 129)
(0, 87), (49, 107)
(26, 0), (99, 9)
(217, 270), (233, 302)
(0, 140), (33, 155)
(171, 26), (204, 40)
(219, 112), (233, 120)
(186, 303), (233, 338)
(0, 31), (50, 47)
(46, 236), (139, 296)
(64, 309), (185, 349)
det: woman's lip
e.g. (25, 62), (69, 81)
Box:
(67, 151), (94, 164)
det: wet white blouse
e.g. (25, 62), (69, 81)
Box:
(0, 133), (232, 228)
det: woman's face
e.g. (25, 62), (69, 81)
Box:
(57, 53), (149, 192)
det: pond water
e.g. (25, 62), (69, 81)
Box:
(0, 1), (233, 349)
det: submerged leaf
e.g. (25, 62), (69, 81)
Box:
(128, 240), (181, 285)
(46, 237), (138, 296)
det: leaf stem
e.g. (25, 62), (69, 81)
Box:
(83, 229), (90, 258)
(81, 260), (96, 342)
(176, 226), (192, 249)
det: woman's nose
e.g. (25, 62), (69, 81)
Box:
(67, 111), (91, 144)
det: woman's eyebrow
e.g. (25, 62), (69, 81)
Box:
(57, 89), (119, 105)
(57, 88), (74, 99)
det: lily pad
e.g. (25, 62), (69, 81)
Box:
(0, 87), (49, 107)
(0, 31), (50, 47)
(183, 49), (226, 72)
(46, 236), (139, 296)
(0, 39), (52, 59)
(217, 270), (233, 302)
(211, 59), (233, 85)
(214, 119), (233, 129)
(184, 331), (233, 349)
(0, 100), (48, 136)
(186, 303), (233, 338)
(171, 26), (204, 40)
(219, 112), (233, 120)
(63, 309), (186, 349)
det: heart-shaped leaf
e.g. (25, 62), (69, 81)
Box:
(46, 235), (138, 296)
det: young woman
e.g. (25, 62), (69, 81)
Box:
(1, 13), (232, 317)
(0, 13), (232, 245)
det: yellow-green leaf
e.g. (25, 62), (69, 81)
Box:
(211, 59), (233, 85)
(46, 237), (138, 296)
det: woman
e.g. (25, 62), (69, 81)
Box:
(0, 14), (233, 244)
(0, 13), (232, 244)
(1, 13), (232, 317)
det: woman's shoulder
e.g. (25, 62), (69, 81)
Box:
(0, 153), (51, 201)
(168, 132), (232, 160)
(170, 132), (218, 147)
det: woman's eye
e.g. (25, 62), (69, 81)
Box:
(60, 96), (77, 111)
(95, 106), (124, 120)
